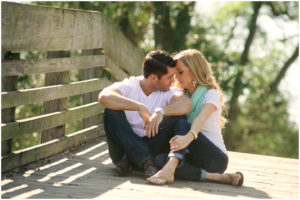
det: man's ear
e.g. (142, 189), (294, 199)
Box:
(149, 74), (158, 81)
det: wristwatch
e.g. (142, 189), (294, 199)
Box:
(154, 107), (164, 116)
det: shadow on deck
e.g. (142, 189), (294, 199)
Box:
(1, 137), (298, 199)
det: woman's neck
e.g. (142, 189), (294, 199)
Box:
(186, 85), (197, 96)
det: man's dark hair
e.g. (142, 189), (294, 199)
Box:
(143, 50), (176, 79)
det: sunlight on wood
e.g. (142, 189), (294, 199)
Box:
(37, 163), (82, 182)
(53, 167), (97, 186)
(89, 149), (109, 160)
(1, 179), (13, 186)
(75, 141), (106, 156)
(11, 189), (44, 199)
(102, 158), (112, 165)
(23, 158), (69, 177)
(1, 184), (28, 195)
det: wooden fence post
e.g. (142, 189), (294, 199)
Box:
(41, 51), (69, 143)
(1, 51), (19, 155)
(81, 49), (102, 128)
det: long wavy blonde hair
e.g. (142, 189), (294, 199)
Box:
(174, 49), (227, 128)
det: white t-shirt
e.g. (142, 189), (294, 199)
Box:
(201, 89), (227, 155)
(108, 76), (183, 137)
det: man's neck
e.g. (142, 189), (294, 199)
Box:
(140, 78), (155, 96)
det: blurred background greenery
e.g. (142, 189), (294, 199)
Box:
(12, 1), (298, 158)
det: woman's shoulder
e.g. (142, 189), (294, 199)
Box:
(206, 89), (220, 98)
(204, 89), (221, 106)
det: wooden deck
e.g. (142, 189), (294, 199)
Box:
(1, 136), (298, 199)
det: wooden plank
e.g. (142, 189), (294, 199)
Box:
(81, 49), (102, 128)
(104, 56), (128, 81)
(1, 122), (19, 141)
(2, 124), (105, 172)
(101, 13), (144, 76)
(2, 102), (105, 141)
(2, 55), (106, 76)
(2, 78), (111, 109)
(2, 2), (144, 76)
(41, 51), (69, 143)
(1, 51), (19, 155)
(2, 2), (103, 52)
(2, 138), (298, 199)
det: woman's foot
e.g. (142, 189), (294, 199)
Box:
(146, 157), (179, 185)
(224, 172), (244, 186)
(146, 169), (174, 185)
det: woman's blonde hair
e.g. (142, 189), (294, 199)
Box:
(174, 49), (227, 128)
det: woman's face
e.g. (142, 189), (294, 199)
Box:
(175, 59), (194, 89)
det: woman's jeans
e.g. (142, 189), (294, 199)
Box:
(103, 109), (183, 168)
(154, 119), (228, 181)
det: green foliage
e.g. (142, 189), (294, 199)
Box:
(235, 93), (298, 158)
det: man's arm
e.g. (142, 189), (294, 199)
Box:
(163, 93), (192, 116)
(98, 87), (151, 123)
(145, 93), (192, 137)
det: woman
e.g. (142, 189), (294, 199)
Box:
(146, 49), (244, 186)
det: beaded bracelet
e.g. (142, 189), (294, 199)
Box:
(189, 130), (198, 140)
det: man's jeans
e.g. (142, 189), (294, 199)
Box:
(103, 109), (183, 168)
(154, 119), (228, 181)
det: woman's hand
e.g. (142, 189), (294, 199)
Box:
(169, 132), (194, 152)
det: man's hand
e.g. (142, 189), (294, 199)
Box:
(137, 104), (151, 129)
(145, 111), (163, 138)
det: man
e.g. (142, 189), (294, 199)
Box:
(98, 50), (192, 178)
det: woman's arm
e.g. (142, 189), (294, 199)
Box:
(169, 103), (217, 151)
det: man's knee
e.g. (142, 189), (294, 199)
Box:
(104, 109), (125, 121)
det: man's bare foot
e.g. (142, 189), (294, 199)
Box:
(224, 172), (244, 186)
(146, 169), (175, 185)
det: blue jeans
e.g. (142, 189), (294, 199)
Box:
(154, 119), (228, 181)
(103, 109), (183, 168)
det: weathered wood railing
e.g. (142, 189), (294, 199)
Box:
(1, 2), (144, 172)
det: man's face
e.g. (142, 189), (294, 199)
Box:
(155, 67), (175, 91)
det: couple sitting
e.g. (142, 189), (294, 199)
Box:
(98, 49), (244, 186)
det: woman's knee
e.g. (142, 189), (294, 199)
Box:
(174, 119), (191, 135)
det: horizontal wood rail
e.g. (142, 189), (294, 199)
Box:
(2, 55), (106, 76)
(2, 102), (105, 141)
(2, 78), (111, 109)
(2, 55), (128, 81)
(2, 124), (105, 172)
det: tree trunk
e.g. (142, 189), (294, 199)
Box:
(153, 2), (195, 53)
(228, 2), (262, 122)
(269, 45), (299, 94)
(224, 2), (262, 149)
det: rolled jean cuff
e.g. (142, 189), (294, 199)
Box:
(200, 169), (207, 181)
(168, 152), (185, 168)
(168, 152), (184, 160)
